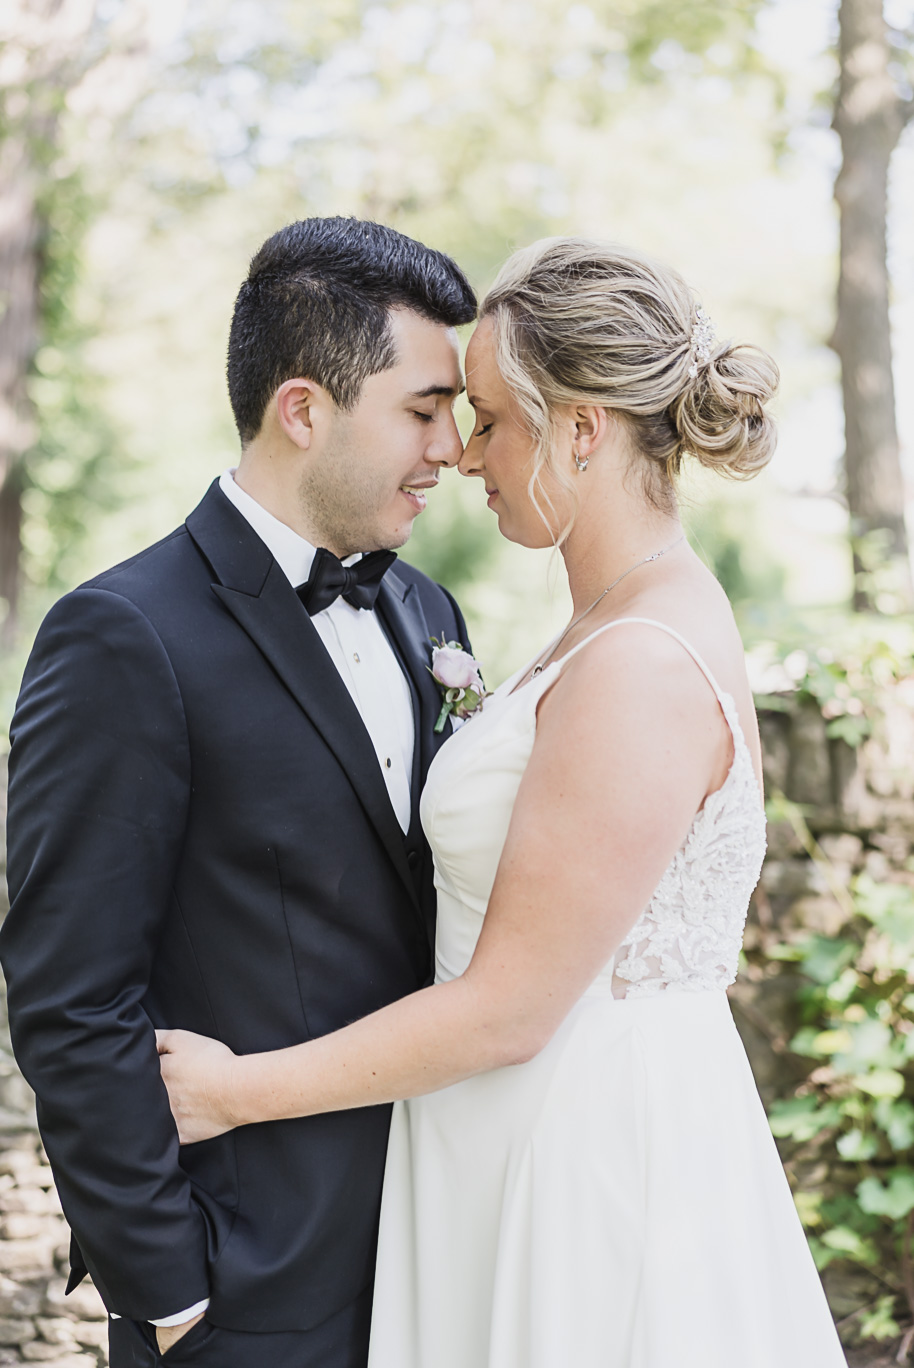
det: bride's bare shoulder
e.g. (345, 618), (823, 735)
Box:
(540, 619), (720, 734)
(539, 569), (763, 786)
(539, 571), (747, 724)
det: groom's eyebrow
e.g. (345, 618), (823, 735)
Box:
(408, 382), (466, 398)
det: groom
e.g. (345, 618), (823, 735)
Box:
(1, 217), (477, 1367)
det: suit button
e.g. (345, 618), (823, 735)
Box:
(407, 849), (420, 870)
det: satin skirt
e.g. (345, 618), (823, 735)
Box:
(367, 989), (846, 1368)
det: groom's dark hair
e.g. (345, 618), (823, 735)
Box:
(227, 216), (477, 444)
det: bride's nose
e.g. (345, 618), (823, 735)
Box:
(458, 436), (485, 479)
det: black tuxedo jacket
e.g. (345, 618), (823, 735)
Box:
(0, 481), (468, 1332)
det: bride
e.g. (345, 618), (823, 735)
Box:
(158, 238), (847, 1367)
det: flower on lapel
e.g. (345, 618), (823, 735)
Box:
(429, 635), (489, 733)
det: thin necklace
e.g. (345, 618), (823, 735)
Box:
(529, 534), (686, 678)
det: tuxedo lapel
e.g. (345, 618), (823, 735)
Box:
(376, 569), (449, 791)
(186, 484), (421, 912)
(374, 592), (424, 820)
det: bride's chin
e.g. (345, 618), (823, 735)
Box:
(490, 509), (520, 545)
(496, 515), (556, 551)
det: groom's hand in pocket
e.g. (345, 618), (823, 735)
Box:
(156, 1311), (206, 1355)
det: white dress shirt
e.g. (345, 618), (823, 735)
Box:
(125, 472), (417, 1328)
(218, 470), (415, 830)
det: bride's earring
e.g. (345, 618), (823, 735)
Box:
(574, 451), (589, 473)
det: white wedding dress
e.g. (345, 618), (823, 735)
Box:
(367, 618), (847, 1368)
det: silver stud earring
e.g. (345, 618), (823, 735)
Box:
(574, 452), (589, 472)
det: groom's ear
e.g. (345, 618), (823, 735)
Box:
(274, 378), (324, 451)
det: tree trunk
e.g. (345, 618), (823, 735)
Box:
(833, 0), (913, 611)
(0, 124), (43, 645)
(0, 0), (97, 646)
(0, 129), (41, 647)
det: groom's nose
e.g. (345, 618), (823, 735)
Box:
(427, 410), (464, 468)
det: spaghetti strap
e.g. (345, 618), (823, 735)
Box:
(555, 617), (731, 710)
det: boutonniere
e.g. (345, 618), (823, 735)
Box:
(429, 635), (489, 733)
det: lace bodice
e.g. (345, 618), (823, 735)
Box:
(420, 617), (767, 1000)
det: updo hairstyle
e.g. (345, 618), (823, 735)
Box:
(479, 237), (779, 542)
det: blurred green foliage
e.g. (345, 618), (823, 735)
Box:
(765, 862), (914, 1345)
(25, 167), (122, 595)
(744, 620), (914, 1348)
(852, 527), (914, 620)
(5, 0), (805, 710)
(754, 617), (914, 748)
(683, 491), (787, 630)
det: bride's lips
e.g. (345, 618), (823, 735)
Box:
(486, 487), (499, 509)
(399, 482), (436, 513)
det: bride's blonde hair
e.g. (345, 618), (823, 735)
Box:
(479, 237), (779, 544)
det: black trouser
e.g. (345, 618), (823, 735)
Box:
(108, 1287), (373, 1368)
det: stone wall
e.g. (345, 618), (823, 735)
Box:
(733, 688), (914, 1108)
(733, 689), (914, 1364)
(0, 1133), (107, 1367)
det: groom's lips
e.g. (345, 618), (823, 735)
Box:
(399, 481), (436, 513)
(486, 487), (499, 508)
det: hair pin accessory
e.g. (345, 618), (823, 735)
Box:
(688, 306), (716, 379)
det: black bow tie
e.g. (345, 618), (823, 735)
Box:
(296, 547), (397, 616)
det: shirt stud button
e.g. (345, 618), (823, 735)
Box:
(385, 758), (392, 769)
(353, 652), (361, 664)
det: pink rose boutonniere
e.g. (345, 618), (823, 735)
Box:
(429, 635), (489, 733)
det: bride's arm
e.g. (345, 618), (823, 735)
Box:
(158, 629), (731, 1140)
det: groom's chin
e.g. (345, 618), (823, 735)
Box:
(386, 515), (423, 550)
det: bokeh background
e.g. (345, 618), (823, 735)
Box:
(3, 0), (914, 697)
(2, 1), (914, 1363)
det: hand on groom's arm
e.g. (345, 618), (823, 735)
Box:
(0, 588), (210, 1322)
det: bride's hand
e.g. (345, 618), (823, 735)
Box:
(156, 1029), (240, 1144)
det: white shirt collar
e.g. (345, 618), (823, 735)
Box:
(218, 468), (360, 588)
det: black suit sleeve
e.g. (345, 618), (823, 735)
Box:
(0, 587), (209, 1321)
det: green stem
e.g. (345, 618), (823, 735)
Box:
(434, 701), (452, 734)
